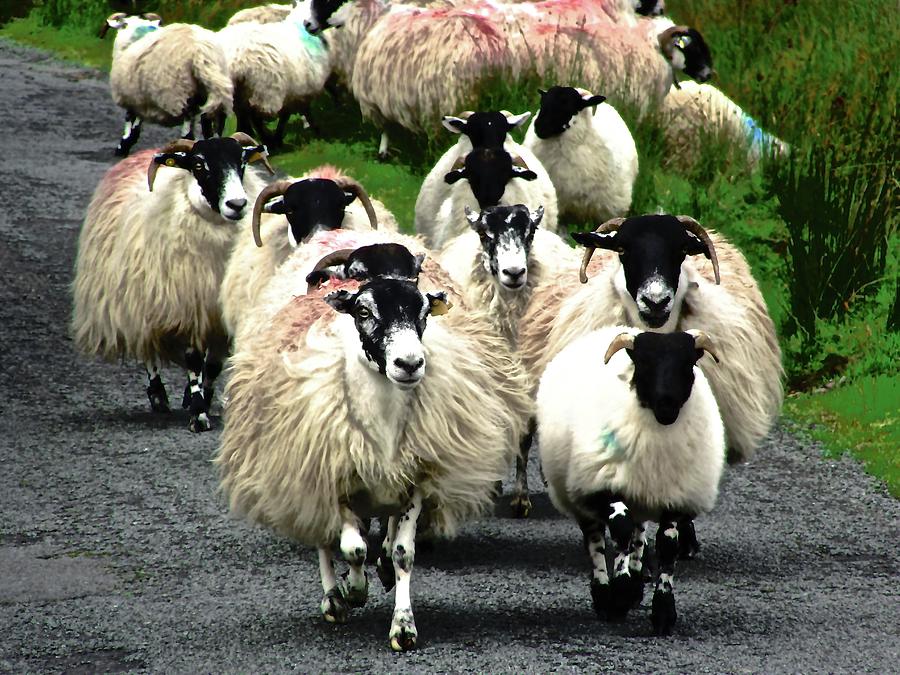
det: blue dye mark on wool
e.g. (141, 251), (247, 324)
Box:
(599, 428), (625, 459)
(132, 25), (158, 42)
(296, 22), (326, 54)
(742, 112), (774, 151)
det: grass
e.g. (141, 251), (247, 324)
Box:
(2, 0), (897, 495)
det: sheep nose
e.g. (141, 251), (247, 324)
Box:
(226, 198), (247, 212)
(642, 296), (669, 313)
(502, 266), (526, 281)
(394, 356), (424, 374)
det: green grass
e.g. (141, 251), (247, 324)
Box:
(3, 1), (897, 495)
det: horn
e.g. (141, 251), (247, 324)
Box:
(231, 132), (275, 174)
(311, 249), (355, 275)
(457, 110), (475, 119)
(604, 332), (635, 364)
(574, 86), (593, 98)
(658, 25), (691, 56)
(147, 138), (195, 191)
(251, 180), (293, 247)
(675, 215), (721, 284)
(141, 13), (162, 22)
(688, 330), (721, 363)
(99, 12), (127, 39)
(333, 177), (378, 230)
(449, 154), (466, 172)
(511, 154), (530, 170)
(578, 217), (625, 284)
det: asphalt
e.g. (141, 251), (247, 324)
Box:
(0, 39), (898, 674)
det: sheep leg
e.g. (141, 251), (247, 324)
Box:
(377, 131), (390, 161)
(389, 490), (422, 652)
(144, 359), (169, 413)
(115, 110), (142, 157)
(182, 347), (211, 432)
(200, 111), (226, 139)
(580, 492), (635, 620)
(201, 347), (225, 410)
(580, 523), (609, 618)
(338, 504), (369, 608)
(676, 516), (700, 560)
(179, 117), (196, 141)
(318, 547), (350, 624)
(273, 111), (292, 146)
(234, 100), (254, 137)
(626, 522), (647, 608)
(652, 513), (680, 636)
(510, 417), (536, 518)
(376, 516), (397, 591)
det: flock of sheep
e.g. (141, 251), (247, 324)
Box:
(71, 0), (785, 652)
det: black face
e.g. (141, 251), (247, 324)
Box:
(534, 86), (606, 139)
(634, 0), (665, 16)
(572, 215), (710, 328)
(467, 204), (541, 290)
(265, 178), (356, 244)
(676, 28), (713, 82)
(444, 148), (538, 209)
(154, 137), (263, 220)
(344, 243), (425, 281)
(627, 332), (702, 425)
(443, 111), (514, 148)
(305, 0), (348, 34)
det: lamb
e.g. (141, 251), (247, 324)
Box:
(216, 0), (333, 147)
(216, 236), (532, 651)
(220, 166), (400, 337)
(71, 133), (274, 432)
(101, 12), (233, 157)
(523, 86), (639, 224)
(659, 80), (790, 165)
(227, 3), (292, 25)
(537, 326), (725, 635)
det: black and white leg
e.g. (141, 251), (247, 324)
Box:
(376, 516), (397, 591)
(677, 515), (700, 560)
(626, 522), (647, 608)
(510, 417), (536, 518)
(144, 358), (169, 413)
(202, 349), (224, 410)
(652, 513), (680, 636)
(179, 117), (196, 140)
(200, 111), (225, 139)
(377, 131), (390, 161)
(581, 522), (609, 618)
(339, 504), (368, 608)
(115, 110), (142, 157)
(605, 499), (637, 619)
(318, 547), (349, 624)
(182, 347), (210, 432)
(389, 489), (422, 652)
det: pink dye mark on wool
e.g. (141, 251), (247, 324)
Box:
(276, 278), (361, 353)
(304, 164), (347, 181)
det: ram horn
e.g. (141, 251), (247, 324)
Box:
(230, 131), (275, 174)
(141, 13), (162, 22)
(457, 110), (475, 119)
(578, 217), (626, 284)
(687, 329), (721, 363)
(251, 180), (294, 247)
(449, 154), (467, 172)
(333, 176), (378, 230)
(574, 86), (594, 98)
(511, 154), (531, 170)
(603, 332), (635, 364)
(147, 138), (196, 191)
(676, 215), (721, 284)
(309, 249), (355, 278)
(99, 12), (127, 39)
(658, 25), (691, 57)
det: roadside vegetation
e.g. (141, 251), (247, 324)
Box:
(3, 0), (897, 495)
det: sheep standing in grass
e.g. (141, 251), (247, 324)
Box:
(523, 86), (639, 224)
(101, 12), (233, 156)
(216, 0), (333, 147)
(537, 326), (725, 635)
(71, 134), (273, 431)
(217, 237), (532, 651)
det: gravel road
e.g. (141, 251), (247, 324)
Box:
(0, 40), (897, 674)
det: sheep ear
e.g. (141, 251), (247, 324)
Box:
(571, 230), (619, 251)
(464, 205), (481, 226)
(444, 168), (467, 184)
(426, 292), (452, 316)
(263, 197), (287, 215)
(582, 94), (606, 108)
(511, 166), (538, 181)
(342, 190), (357, 206)
(504, 111), (532, 129)
(442, 116), (467, 134)
(529, 205), (544, 229)
(683, 232), (709, 257)
(413, 253), (426, 277)
(324, 289), (356, 314)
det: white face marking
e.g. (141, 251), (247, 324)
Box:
(494, 230), (528, 290)
(219, 168), (249, 221)
(384, 327), (425, 389)
(636, 273), (675, 317)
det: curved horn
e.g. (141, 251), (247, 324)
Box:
(311, 249), (355, 274)
(141, 13), (162, 22)
(230, 131), (275, 174)
(147, 138), (195, 191)
(658, 25), (691, 56)
(333, 176), (378, 230)
(578, 217), (625, 284)
(449, 154), (467, 172)
(457, 110), (475, 119)
(511, 154), (530, 170)
(688, 329), (721, 363)
(604, 332), (635, 365)
(676, 215), (721, 284)
(251, 180), (293, 247)
(99, 12), (127, 39)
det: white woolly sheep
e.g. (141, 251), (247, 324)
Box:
(101, 12), (233, 156)
(216, 233), (532, 652)
(220, 166), (401, 338)
(537, 325), (725, 635)
(71, 134), (273, 432)
(523, 86), (639, 224)
(216, 0), (332, 147)
(227, 3), (292, 25)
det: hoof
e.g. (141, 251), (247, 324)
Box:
(389, 609), (417, 652)
(342, 572), (368, 608)
(377, 151), (391, 163)
(320, 586), (350, 624)
(376, 553), (395, 591)
(189, 412), (211, 433)
(590, 578), (610, 618)
(651, 590), (677, 636)
(606, 574), (634, 620)
(114, 145), (129, 157)
(509, 493), (532, 519)
(146, 383), (170, 413)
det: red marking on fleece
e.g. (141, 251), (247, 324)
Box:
(304, 164), (347, 181)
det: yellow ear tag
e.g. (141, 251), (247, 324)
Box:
(429, 298), (451, 316)
(165, 158), (177, 167)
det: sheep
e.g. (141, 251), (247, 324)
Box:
(220, 166), (401, 337)
(659, 80), (790, 165)
(216, 236), (533, 651)
(518, 214), (783, 549)
(522, 86), (639, 224)
(216, 0), (333, 147)
(537, 325), (725, 635)
(100, 12), (233, 157)
(71, 133), (274, 432)
(227, 3), (292, 25)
